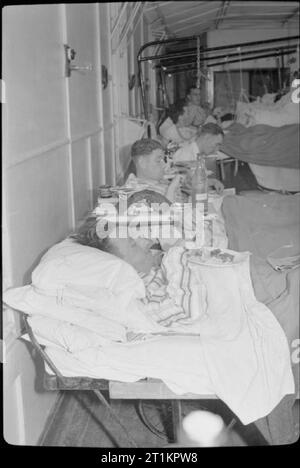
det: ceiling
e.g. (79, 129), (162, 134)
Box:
(144, 1), (300, 38)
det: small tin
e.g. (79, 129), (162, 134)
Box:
(98, 185), (112, 198)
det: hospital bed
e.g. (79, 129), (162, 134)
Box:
(5, 191), (299, 447)
(23, 313), (271, 447)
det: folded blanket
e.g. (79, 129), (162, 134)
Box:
(221, 123), (300, 168)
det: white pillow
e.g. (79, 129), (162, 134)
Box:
(4, 239), (163, 334)
(31, 239), (146, 311)
(159, 117), (184, 144)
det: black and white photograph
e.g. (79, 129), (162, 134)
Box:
(2, 1), (300, 452)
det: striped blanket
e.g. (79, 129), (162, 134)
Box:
(140, 247), (207, 328)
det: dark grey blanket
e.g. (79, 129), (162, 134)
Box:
(222, 192), (300, 445)
(221, 123), (300, 169)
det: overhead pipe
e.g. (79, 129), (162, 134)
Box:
(111, 2), (128, 39)
(148, 43), (298, 65)
(207, 48), (297, 68)
(140, 38), (300, 63)
(140, 39), (299, 62)
(164, 49), (297, 74)
(138, 59), (148, 120)
(114, 2), (145, 53)
(156, 45), (298, 71)
(137, 35), (300, 62)
(140, 39), (300, 64)
(137, 34), (204, 59)
(215, 0), (231, 29)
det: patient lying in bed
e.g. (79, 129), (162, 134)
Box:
(73, 211), (165, 273)
(73, 215), (203, 330)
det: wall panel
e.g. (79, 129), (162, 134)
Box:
(65, 3), (101, 137)
(3, 5), (67, 165)
(3, 2), (150, 445)
(71, 139), (92, 225)
(99, 2), (116, 184)
(90, 133), (104, 204)
(5, 146), (72, 286)
(4, 340), (55, 445)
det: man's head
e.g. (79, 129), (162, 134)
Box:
(131, 139), (165, 182)
(72, 216), (158, 274)
(186, 86), (201, 106)
(166, 100), (186, 125)
(195, 123), (224, 156)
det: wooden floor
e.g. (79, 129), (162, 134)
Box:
(40, 390), (299, 448)
(40, 391), (244, 447)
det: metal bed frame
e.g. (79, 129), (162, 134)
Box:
(136, 33), (300, 120)
(23, 314), (271, 447)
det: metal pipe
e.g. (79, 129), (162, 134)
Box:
(125, 3), (147, 49)
(166, 49), (297, 73)
(178, 35), (300, 56)
(153, 43), (298, 65)
(277, 56), (282, 89)
(140, 38), (300, 63)
(282, 6), (300, 26)
(147, 40), (299, 63)
(154, 45), (297, 70)
(111, 2), (128, 38)
(137, 34), (204, 60)
(137, 34), (300, 62)
(215, 1), (231, 29)
(138, 59), (147, 120)
(207, 49), (296, 68)
(117, 2), (143, 52)
(281, 51), (285, 87)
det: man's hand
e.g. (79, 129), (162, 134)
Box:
(166, 174), (182, 202)
(208, 178), (224, 194)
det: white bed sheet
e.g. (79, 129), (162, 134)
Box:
(5, 252), (295, 425)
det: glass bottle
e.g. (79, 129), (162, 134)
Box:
(191, 153), (208, 215)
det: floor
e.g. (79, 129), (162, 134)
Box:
(40, 390), (299, 448)
(39, 392), (244, 447)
